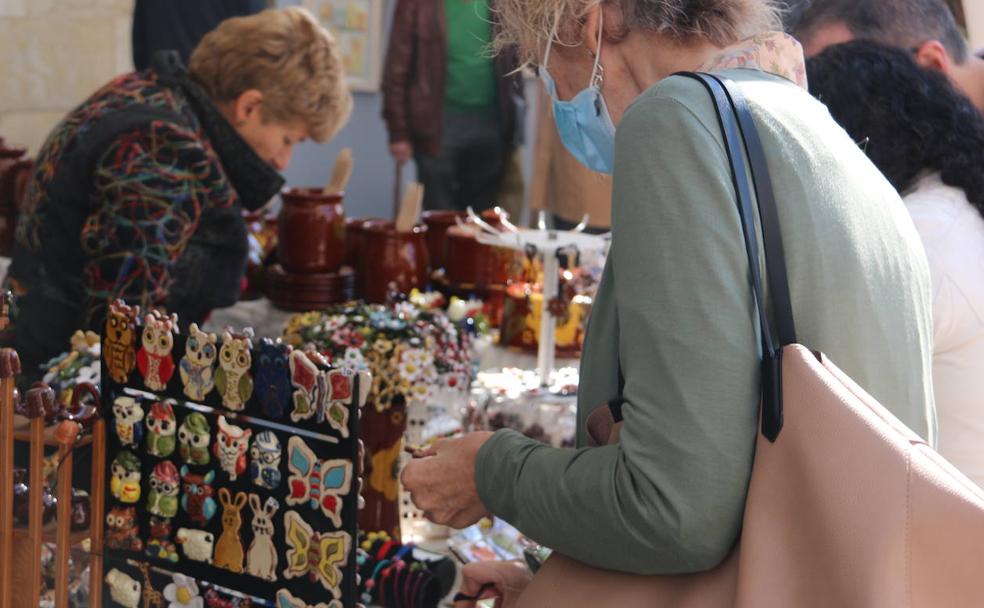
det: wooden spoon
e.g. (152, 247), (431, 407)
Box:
(395, 182), (424, 233)
(324, 148), (354, 195)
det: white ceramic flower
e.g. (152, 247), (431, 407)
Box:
(324, 314), (348, 331)
(163, 573), (202, 608)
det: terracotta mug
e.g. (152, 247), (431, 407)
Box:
(421, 210), (465, 272)
(277, 187), (346, 273)
(360, 221), (430, 304)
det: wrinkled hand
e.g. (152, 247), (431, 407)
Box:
(389, 140), (413, 165)
(401, 431), (493, 529)
(454, 560), (532, 608)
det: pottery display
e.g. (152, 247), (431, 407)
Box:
(359, 221), (429, 304)
(443, 208), (520, 288)
(277, 187), (346, 274)
(499, 283), (592, 356)
(421, 210), (465, 272)
(264, 264), (355, 311)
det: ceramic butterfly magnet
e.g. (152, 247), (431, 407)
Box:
(214, 488), (248, 574)
(180, 323), (218, 401)
(178, 412), (211, 466)
(214, 416), (252, 481)
(111, 396), (143, 448)
(176, 528), (215, 564)
(105, 505), (143, 551)
(283, 510), (350, 597)
(288, 351), (352, 437)
(147, 460), (180, 518)
(256, 338), (292, 419)
(180, 465), (217, 526)
(249, 430), (282, 490)
(145, 401), (176, 458)
(246, 493), (279, 582)
(136, 310), (178, 392)
(275, 588), (343, 608)
(103, 299), (139, 385)
(286, 436), (352, 528)
(105, 568), (141, 608)
(145, 516), (179, 563)
(215, 329), (255, 411)
(110, 450), (142, 503)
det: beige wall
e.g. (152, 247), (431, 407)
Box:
(966, 0), (984, 50)
(0, 0), (134, 155)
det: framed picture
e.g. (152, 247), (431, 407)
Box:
(305, 0), (386, 92)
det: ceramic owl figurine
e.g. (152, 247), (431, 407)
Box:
(180, 323), (217, 401)
(147, 460), (180, 518)
(145, 401), (176, 457)
(181, 465), (217, 526)
(112, 396), (143, 448)
(213, 416), (252, 481)
(110, 450), (142, 503)
(248, 430), (282, 490)
(103, 300), (139, 384)
(105, 506), (143, 551)
(256, 338), (292, 419)
(215, 329), (255, 411)
(136, 310), (178, 392)
(178, 412), (211, 466)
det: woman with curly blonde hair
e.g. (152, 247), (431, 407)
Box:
(405, 0), (937, 601)
(9, 7), (352, 376)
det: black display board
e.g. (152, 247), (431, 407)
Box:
(100, 305), (363, 608)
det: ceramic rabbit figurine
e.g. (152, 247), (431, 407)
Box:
(246, 493), (279, 581)
(214, 488), (247, 573)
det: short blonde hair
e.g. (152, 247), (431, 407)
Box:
(189, 7), (352, 143)
(496, 0), (783, 66)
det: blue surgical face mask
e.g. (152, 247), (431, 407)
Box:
(540, 17), (616, 174)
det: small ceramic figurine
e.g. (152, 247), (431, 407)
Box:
(145, 401), (176, 457)
(180, 323), (218, 401)
(288, 350), (319, 422)
(248, 430), (282, 490)
(105, 568), (141, 608)
(246, 494), (279, 581)
(282, 510), (349, 596)
(213, 416), (252, 481)
(256, 339), (292, 419)
(286, 436), (352, 528)
(112, 396), (144, 448)
(105, 506), (143, 551)
(180, 465), (217, 526)
(147, 460), (180, 518)
(287, 350), (353, 437)
(145, 516), (179, 563)
(176, 528), (215, 564)
(178, 413), (211, 466)
(135, 562), (164, 608)
(214, 488), (247, 573)
(104, 299), (139, 384)
(214, 329), (255, 411)
(275, 588), (343, 608)
(110, 450), (142, 503)
(136, 310), (179, 392)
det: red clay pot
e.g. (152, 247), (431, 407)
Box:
(359, 221), (430, 303)
(421, 210), (465, 271)
(277, 187), (346, 273)
(444, 209), (518, 287)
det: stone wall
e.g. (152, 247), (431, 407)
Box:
(0, 0), (134, 155)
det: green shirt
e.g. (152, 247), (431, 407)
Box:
(443, 0), (495, 112)
(476, 69), (936, 575)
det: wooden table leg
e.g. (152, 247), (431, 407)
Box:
(54, 445), (72, 608)
(27, 417), (43, 608)
(88, 419), (105, 608)
(0, 355), (12, 608)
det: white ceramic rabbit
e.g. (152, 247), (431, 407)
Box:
(246, 493), (279, 581)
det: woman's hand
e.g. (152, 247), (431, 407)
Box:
(454, 560), (532, 608)
(401, 431), (494, 529)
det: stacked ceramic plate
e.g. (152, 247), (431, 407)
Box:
(263, 264), (355, 312)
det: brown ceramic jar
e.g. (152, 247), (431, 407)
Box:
(444, 209), (518, 287)
(421, 210), (465, 271)
(277, 187), (346, 273)
(359, 221), (430, 303)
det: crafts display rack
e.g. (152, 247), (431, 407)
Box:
(99, 301), (368, 607)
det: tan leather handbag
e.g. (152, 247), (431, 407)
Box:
(514, 73), (984, 607)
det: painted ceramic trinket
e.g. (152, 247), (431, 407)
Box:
(283, 510), (349, 597)
(248, 430), (282, 490)
(145, 401), (176, 457)
(214, 488), (247, 573)
(180, 465), (217, 526)
(286, 436), (352, 528)
(110, 450), (142, 503)
(178, 413), (211, 466)
(163, 573), (202, 608)
(147, 460), (180, 518)
(105, 506), (143, 551)
(275, 588), (342, 608)
(214, 416), (252, 481)
(256, 338), (292, 419)
(145, 516), (179, 563)
(135, 562), (164, 608)
(246, 493), (279, 581)
(215, 329), (254, 411)
(180, 323), (218, 401)
(103, 299), (139, 384)
(287, 352), (353, 437)
(105, 568), (141, 608)
(111, 396), (143, 447)
(288, 350), (320, 423)
(176, 528), (214, 564)
(136, 310), (178, 392)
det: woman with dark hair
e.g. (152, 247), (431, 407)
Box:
(809, 40), (984, 488)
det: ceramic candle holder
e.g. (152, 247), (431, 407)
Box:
(278, 187), (346, 273)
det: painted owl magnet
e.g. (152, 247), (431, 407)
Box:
(147, 460), (180, 518)
(213, 416), (252, 481)
(176, 528), (215, 564)
(105, 506), (143, 551)
(145, 516), (179, 563)
(103, 299), (139, 385)
(180, 465), (217, 526)
(180, 323), (217, 401)
(256, 339), (292, 419)
(110, 450), (141, 503)
(145, 401), (176, 457)
(111, 396), (143, 448)
(249, 430), (282, 490)
(286, 436), (352, 528)
(105, 568), (141, 608)
(215, 329), (254, 411)
(136, 310), (178, 392)
(178, 413), (211, 466)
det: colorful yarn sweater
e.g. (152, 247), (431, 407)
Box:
(8, 52), (284, 375)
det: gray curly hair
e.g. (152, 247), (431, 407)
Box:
(495, 0), (783, 65)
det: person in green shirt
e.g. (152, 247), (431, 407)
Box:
(403, 0), (936, 594)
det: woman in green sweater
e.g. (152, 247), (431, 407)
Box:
(403, 0), (936, 593)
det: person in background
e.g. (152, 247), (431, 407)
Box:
(132, 0), (268, 71)
(8, 7), (352, 379)
(791, 0), (984, 112)
(381, 0), (524, 212)
(808, 40), (984, 488)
